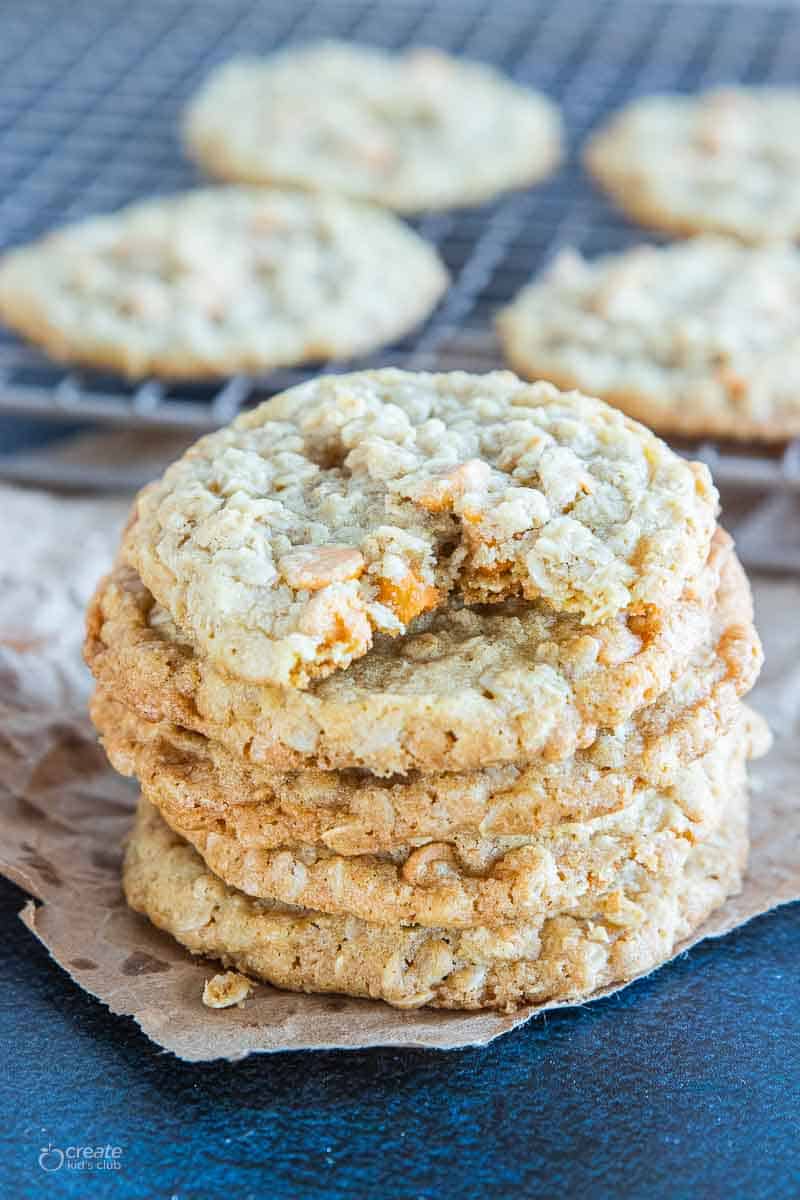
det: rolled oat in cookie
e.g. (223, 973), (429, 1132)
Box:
(123, 369), (718, 687)
(123, 792), (750, 1011)
(497, 237), (800, 442)
(0, 188), (448, 379)
(183, 42), (562, 212)
(585, 87), (800, 243)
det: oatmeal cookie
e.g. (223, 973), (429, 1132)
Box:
(0, 188), (447, 379)
(585, 88), (800, 243)
(497, 238), (800, 442)
(111, 721), (753, 929)
(183, 42), (562, 212)
(124, 369), (718, 686)
(91, 690), (767, 858)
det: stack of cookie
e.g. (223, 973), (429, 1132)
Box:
(85, 369), (768, 1012)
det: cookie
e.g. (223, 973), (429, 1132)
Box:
(497, 238), (800, 442)
(584, 88), (800, 243)
(91, 690), (768, 858)
(92, 691), (641, 852)
(0, 189), (448, 380)
(124, 369), (718, 687)
(113, 717), (754, 928)
(123, 791), (749, 1011)
(183, 42), (562, 212)
(85, 535), (760, 777)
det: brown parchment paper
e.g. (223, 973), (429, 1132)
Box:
(0, 483), (798, 1061)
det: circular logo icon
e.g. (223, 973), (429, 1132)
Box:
(38, 1145), (64, 1172)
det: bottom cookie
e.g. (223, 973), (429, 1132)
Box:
(123, 790), (749, 1013)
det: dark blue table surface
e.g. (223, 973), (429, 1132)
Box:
(1, 871), (798, 1200)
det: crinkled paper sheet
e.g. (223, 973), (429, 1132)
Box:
(0, 484), (797, 1061)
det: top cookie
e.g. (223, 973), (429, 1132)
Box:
(497, 237), (800, 442)
(0, 188), (447, 379)
(124, 369), (718, 687)
(585, 87), (800, 243)
(183, 42), (562, 212)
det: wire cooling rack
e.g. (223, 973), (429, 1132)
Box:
(2, 0), (800, 559)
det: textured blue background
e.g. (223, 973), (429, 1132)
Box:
(1, 875), (798, 1199)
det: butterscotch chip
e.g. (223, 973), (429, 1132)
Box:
(585, 88), (800, 243)
(0, 189), (447, 380)
(111, 717), (760, 930)
(123, 368), (718, 687)
(84, 538), (760, 777)
(122, 792), (750, 1012)
(497, 238), (800, 442)
(183, 42), (562, 212)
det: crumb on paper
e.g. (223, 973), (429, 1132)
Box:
(202, 971), (254, 1009)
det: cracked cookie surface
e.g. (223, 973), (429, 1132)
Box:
(183, 42), (562, 212)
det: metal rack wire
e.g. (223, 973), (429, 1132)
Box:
(1, 0), (800, 557)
